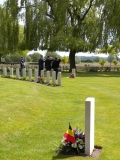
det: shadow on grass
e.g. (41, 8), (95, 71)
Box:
(52, 153), (87, 160)
(62, 71), (120, 78)
(52, 145), (102, 160)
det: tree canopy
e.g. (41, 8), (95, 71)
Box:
(1, 0), (120, 70)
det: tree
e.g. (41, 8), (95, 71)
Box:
(29, 52), (41, 62)
(18, 0), (106, 71)
(93, 56), (100, 63)
(4, 0), (120, 71)
(0, 1), (19, 63)
(99, 59), (106, 70)
(98, 45), (118, 68)
(112, 59), (118, 67)
(45, 51), (61, 59)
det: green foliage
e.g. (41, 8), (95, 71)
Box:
(99, 59), (106, 66)
(0, 2), (19, 61)
(107, 55), (114, 63)
(1, 0), (120, 71)
(18, 25), (26, 51)
(5, 53), (21, 63)
(25, 55), (32, 62)
(4, 53), (31, 63)
(112, 59), (118, 66)
(45, 51), (61, 59)
(29, 52), (41, 62)
(97, 45), (118, 55)
(61, 56), (68, 64)
(93, 56), (100, 62)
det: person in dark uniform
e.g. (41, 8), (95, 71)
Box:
(38, 55), (44, 77)
(45, 56), (54, 71)
(52, 57), (61, 80)
(20, 57), (25, 76)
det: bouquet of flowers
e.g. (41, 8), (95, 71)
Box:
(70, 73), (75, 78)
(40, 76), (44, 83)
(37, 76), (44, 83)
(58, 123), (85, 154)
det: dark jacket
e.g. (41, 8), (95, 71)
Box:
(45, 59), (53, 71)
(20, 59), (25, 69)
(52, 59), (61, 69)
(38, 58), (44, 70)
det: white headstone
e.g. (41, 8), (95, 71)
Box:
(28, 69), (32, 80)
(72, 68), (76, 77)
(23, 68), (26, 78)
(10, 68), (13, 76)
(34, 68), (38, 81)
(3, 67), (7, 76)
(85, 97), (95, 156)
(46, 71), (50, 83)
(41, 70), (44, 77)
(58, 72), (61, 86)
(16, 68), (19, 79)
(52, 71), (56, 85)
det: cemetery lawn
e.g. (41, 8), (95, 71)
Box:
(0, 71), (120, 160)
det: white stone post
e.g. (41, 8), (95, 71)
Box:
(28, 69), (32, 80)
(46, 71), (50, 83)
(34, 68), (38, 81)
(10, 68), (13, 76)
(58, 72), (61, 86)
(3, 67), (7, 76)
(72, 68), (76, 77)
(85, 97), (95, 156)
(52, 71), (56, 85)
(41, 70), (44, 77)
(16, 68), (19, 79)
(23, 68), (26, 78)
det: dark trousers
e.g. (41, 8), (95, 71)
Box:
(20, 68), (23, 77)
(54, 68), (58, 80)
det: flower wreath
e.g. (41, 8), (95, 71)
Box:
(58, 124), (85, 154)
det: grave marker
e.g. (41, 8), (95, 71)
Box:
(3, 67), (7, 76)
(41, 70), (44, 77)
(72, 68), (76, 77)
(52, 71), (56, 85)
(16, 68), (19, 78)
(34, 68), (38, 81)
(28, 69), (32, 80)
(10, 68), (13, 76)
(85, 97), (95, 156)
(46, 71), (50, 83)
(58, 72), (61, 86)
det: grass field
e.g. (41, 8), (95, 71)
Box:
(0, 71), (120, 160)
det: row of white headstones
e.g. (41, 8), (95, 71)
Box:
(2, 67), (76, 86)
(2, 66), (95, 155)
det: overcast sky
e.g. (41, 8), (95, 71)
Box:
(0, 0), (5, 5)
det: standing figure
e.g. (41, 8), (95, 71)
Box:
(45, 56), (54, 71)
(38, 55), (44, 77)
(20, 57), (25, 76)
(52, 57), (61, 80)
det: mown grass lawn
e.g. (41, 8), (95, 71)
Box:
(0, 71), (120, 160)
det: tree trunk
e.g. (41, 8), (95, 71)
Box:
(69, 49), (76, 72)
(0, 55), (1, 64)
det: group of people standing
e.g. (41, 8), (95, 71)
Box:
(38, 55), (61, 80)
(20, 55), (61, 79)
